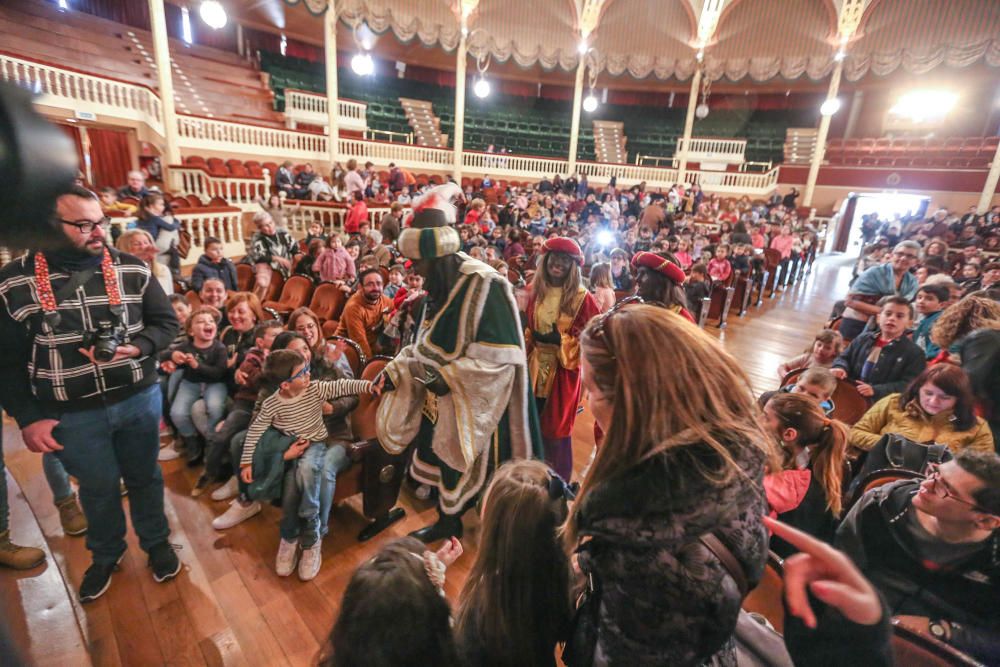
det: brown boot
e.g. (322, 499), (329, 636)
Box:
(56, 493), (88, 536)
(0, 530), (46, 570)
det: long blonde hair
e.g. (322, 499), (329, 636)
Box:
(565, 305), (776, 545)
(116, 228), (169, 281)
(531, 251), (582, 317)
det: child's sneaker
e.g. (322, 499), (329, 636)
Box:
(298, 543), (322, 581)
(211, 499), (261, 530)
(210, 477), (239, 501)
(275, 539), (299, 577)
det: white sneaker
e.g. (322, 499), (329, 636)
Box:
(298, 543), (322, 581)
(212, 500), (261, 530)
(210, 477), (239, 501)
(275, 539), (299, 577)
(158, 447), (180, 462)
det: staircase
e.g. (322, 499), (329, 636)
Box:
(400, 98), (447, 148)
(593, 120), (627, 163)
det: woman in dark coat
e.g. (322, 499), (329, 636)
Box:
(566, 305), (775, 666)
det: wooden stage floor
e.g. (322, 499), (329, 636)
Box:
(1, 255), (854, 667)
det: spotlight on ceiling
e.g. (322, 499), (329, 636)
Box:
(473, 76), (491, 99)
(199, 1), (227, 30)
(889, 90), (958, 123)
(352, 52), (375, 77)
(819, 97), (841, 116)
(695, 102), (709, 119)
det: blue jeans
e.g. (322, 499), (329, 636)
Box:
(169, 380), (227, 438)
(0, 436), (75, 534)
(317, 443), (350, 538)
(295, 442), (328, 547)
(52, 384), (170, 565)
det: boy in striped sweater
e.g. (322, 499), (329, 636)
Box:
(217, 349), (376, 579)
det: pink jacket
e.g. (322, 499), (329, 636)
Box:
(770, 234), (795, 260)
(315, 247), (356, 283)
(763, 469), (812, 517)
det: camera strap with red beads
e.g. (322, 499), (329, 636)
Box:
(33, 247), (123, 330)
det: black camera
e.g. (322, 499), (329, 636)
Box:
(85, 320), (126, 362)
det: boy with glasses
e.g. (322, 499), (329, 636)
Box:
(836, 452), (1000, 663)
(218, 349), (375, 580)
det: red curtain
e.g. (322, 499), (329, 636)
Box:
(57, 124), (86, 178)
(87, 128), (132, 190)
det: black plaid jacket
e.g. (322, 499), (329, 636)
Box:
(0, 248), (178, 426)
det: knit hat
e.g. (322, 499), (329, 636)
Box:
(542, 237), (584, 265)
(631, 251), (686, 284)
(398, 183), (462, 260)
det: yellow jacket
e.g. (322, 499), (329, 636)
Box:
(850, 394), (995, 454)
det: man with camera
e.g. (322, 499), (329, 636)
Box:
(0, 186), (180, 603)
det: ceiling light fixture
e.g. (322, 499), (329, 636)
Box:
(889, 89), (958, 123)
(583, 92), (598, 113)
(473, 75), (491, 99)
(352, 52), (375, 76)
(199, 1), (227, 30)
(834, 49), (846, 62)
(820, 97), (841, 116)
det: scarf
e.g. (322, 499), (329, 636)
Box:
(852, 262), (918, 300)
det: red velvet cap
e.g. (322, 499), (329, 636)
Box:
(542, 237), (584, 265)
(631, 251), (686, 284)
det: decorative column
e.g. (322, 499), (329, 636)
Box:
(452, 27), (468, 182)
(148, 0), (180, 171)
(803, 61), (843, 208)
(677, 66), (702, 185)
(324, 4), (340, 167)
(567, 58), (586, 175)
(977, 141), (1000, 213)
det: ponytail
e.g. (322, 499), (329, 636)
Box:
(767, 393), (848, 517)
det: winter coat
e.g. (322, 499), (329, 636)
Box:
(190, 254), (239, 292)
(831, 331), (926, 401)
(849, 394), (994, 454)
(571, 439), (768, 666)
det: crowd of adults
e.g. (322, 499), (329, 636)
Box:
(1, 162), (998, 667)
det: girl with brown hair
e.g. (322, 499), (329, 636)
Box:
(850, 364), (994, 455)
(454, 460), (573, 667)
(762, 392), (849, 557)
(565, 305), (774, 665)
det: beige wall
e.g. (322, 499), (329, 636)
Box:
(781, 182), (1000, 216)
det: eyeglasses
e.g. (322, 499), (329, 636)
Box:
(926, 464), (992, 515)
(892, 251), (919, 260)
(287, 363), (311, 382)
(57, 217), (111, 234)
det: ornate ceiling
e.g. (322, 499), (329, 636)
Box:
(247, 0), (1000, 83)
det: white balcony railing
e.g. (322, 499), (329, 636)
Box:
(284, 89), (367, 132)
(170, 166), (270, 211)
(111, 208), (244, 266)
(676, 137), (747, 164)
(286, 201), (411, 237)
(0, 52), (163, 135)
(2, 54), (779, 197)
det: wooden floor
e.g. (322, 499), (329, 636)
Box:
(1, 255), (854, 667)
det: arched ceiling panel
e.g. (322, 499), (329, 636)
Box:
(591, 0), (697, 80)
(707, 0), (837, 81)
(339, 0), (462, 51)
(844, 0), (1000, 81)
(468, 0), (580, 71)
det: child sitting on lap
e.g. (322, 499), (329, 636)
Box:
(237, 349), (376, 580)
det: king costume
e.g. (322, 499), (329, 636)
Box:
(376, 184), (542, 521)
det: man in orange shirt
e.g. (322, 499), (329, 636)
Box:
(334, 268), (392, 358)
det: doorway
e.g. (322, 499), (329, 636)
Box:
(836, 192), (930, 256)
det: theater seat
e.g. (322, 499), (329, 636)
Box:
(326, 335), (364, 376)
(235, 263), (254, 291)
(845, 469), (924, 513)
(309, 282), (348, 325)
(262, 275), (314, 317)
(890, 621), (981, 666)
(830, 380), (868, 425)
(742, 551), (785, 634)
(331, 356), (408, 541)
